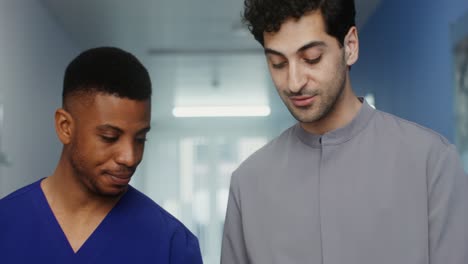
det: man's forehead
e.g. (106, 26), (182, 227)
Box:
(263, 11), (329, 53)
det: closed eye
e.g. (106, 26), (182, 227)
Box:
(304, 56), (322, 65)
(136, 137), (148, 144)
(100, 135), (118, 143)
(271, 61), (287, 69)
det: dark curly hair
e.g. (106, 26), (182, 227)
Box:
(63, 47), (152, 107)
(243, 0), (356, 47)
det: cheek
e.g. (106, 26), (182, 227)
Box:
(269, 70), (287, 90)
(134, 145), (143, 158)
(315, 61), (342, 84)
(96, 146), (117, 166)
(79, 140), (112, 166)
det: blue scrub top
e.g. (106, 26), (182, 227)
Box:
(0, 179), (203, 263)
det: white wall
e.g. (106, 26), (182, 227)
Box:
(0, 0), (78, 197)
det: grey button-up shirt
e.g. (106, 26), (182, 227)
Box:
(221, 101), (468, 264)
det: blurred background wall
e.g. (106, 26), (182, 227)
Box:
(0, 0), (78, 198)
(0, 0), (467, 263)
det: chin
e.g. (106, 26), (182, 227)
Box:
(94, 183), (128, 198)
(290, 109), (322, 123)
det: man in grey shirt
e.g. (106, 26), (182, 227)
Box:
(221, 0), (468, 263)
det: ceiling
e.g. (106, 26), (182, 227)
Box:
(41, 0), (381, 123)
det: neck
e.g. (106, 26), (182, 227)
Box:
(301, 79), (362, 135)
(41, 155), (120, 215)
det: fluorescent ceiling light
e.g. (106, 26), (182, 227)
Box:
(172, 106), (271, 117)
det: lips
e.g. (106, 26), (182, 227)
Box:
(105, 171), (133, 186)
(110, 176), (131, 185)
(289, 95), (316, 107)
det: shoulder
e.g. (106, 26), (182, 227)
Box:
(230, 125), (296, 184)
(122, 187), (202, 261)
(369, 110), (458, 173)
(241, 125), (294, 165)
(0, 180), (41, 211)
(122, 186), (197, 237)
(0, 180), (43, 234)
(373, 109), (451, 149)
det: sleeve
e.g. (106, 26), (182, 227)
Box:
(169, 225), (203, 264)
(428, 144), (468, 264)
(221, 172), (249, 264)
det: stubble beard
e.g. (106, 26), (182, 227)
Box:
(282, 54), (347, 124)
(68, 142), (123, 198)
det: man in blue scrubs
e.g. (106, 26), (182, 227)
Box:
(0, 47), (203, 263)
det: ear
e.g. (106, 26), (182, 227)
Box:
(344, 26), (359, 66)
(55, 108), (74, 145)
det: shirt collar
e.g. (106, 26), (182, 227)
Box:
(294, 98), (375, 148)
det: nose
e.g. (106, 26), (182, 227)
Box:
(288, 62), (307, 93)
(114, 141), (142, 168)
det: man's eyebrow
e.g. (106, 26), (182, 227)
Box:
(138, 126), (151, 134)
(297, 41), (327, 53)
(264, 41), (327, 57)
(97, 124), (123, 133)
(96, 125), (151, 136)
(264, 48), (285, 57)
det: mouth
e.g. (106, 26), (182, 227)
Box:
(289, 95), (316, 107)
(105, 172), (133, 186)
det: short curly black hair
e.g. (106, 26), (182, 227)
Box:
(243, 0), (356, 47)
(63, 47), (152, 106)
